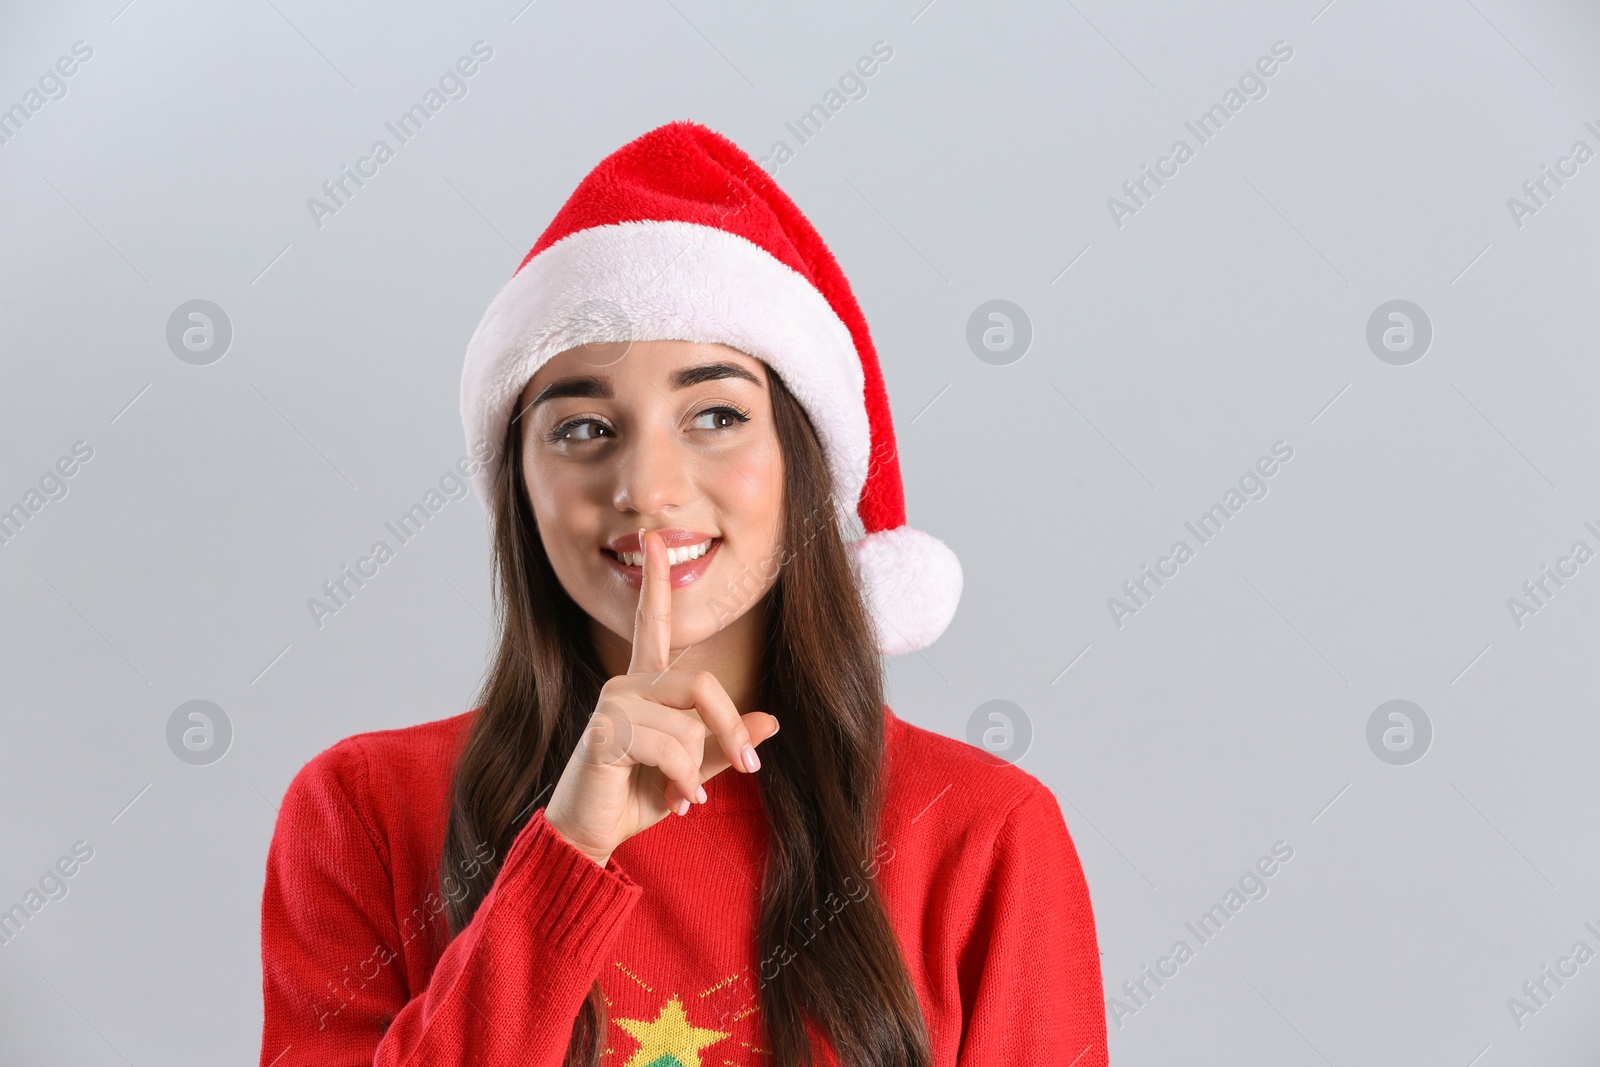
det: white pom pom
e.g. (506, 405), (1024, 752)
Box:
(847, 525), (963, 656)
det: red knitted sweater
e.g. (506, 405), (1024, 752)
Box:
(258, 705), (1108, 1066)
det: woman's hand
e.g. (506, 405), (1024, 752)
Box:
(544, 528), (780, 867)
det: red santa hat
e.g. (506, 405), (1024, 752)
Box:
(459, 120), (961, 656)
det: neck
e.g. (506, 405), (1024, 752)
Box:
(591, 598), (768, 713)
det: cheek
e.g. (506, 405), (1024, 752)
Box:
(523, 462), (602, 570)
(703, 439), (784, 544)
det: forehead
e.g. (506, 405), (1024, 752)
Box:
(519, 339), (767, 401)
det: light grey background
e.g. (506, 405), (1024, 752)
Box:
(2, 0), (1598, 1063)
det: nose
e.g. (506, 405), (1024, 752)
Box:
(611, 418), (690, 517)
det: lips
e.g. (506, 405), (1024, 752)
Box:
(611, 537), (715, 568)
(605, 529), (718, 553)
(603, 529), (721, 589)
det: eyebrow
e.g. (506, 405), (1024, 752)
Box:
(525, 360), (764, 410)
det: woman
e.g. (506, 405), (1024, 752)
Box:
(259, 121), (1107, 1067)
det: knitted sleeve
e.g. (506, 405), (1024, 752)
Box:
(955, 780), (1108, 1067)
(258, 741), (645, 1067)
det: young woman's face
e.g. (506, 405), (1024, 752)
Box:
(517, 339), (785, 653)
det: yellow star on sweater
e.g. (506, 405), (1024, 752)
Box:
(613, 993), (731, 1067)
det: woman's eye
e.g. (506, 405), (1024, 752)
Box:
(691, 406), (751, 431)
(550, 419), (611, 442)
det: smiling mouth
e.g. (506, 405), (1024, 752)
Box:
(603, 537), (720, 569)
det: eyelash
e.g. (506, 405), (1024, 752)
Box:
(544, 404), (752, 444)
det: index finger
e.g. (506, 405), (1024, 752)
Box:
(628, 526), (672, 675)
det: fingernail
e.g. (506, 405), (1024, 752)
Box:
(742, 743), (760, 772)
(676, 796), (690, 816)
(695, 784), (708, 804)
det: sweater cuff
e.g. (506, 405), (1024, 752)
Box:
(495, 808), (643, 958)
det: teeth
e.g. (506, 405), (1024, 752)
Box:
(617, 538), (714, 568)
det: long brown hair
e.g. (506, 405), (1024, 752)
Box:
(436, 361), (932, 1066)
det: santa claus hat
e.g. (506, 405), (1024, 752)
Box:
(459, 120), (961, 656)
